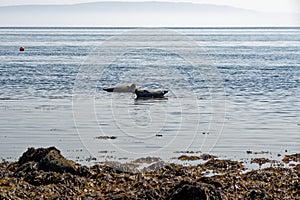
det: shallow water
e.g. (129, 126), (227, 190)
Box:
(0, 27), (299, 164)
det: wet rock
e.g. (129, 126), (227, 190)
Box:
(15, 147), (93, 178)
(294, 164), (300, 171)
(246, 150), (253, 154)
(77, 165), (92, 177)
(168, 180), (225, 200)
(168, 181), (206, 200)
(142, 161), (166, 172)
(174, 151), (201, 154)
(247, 189), (267, 199)
(15, 161), (39, 174)
(198, 176), (223, 188)
(200, 153), (217, 160)
(24, 171), (62, 186)
(95, 136), (117, 140)
(17, 147), (78, 174)
(251, 158), (271, 166)
(133, 157), (161, 164)
(254, 151), (270, 155)
(283, 153), (300, 163)
(203, 159), (243, 173)
(178, 155), (200, 161)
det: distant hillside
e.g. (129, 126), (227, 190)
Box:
(0, 1), (298, 26)
(0, 2), (256, 13)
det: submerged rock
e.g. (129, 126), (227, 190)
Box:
(251, 158), (273, 166)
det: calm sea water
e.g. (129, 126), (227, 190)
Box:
(0, 27), (299, 165)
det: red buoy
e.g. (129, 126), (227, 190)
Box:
(19, 46), (25, 51)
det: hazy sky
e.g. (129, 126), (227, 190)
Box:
(1, 0), (299, 13)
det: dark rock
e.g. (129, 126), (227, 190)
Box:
(18, 147), (57, 165)
(283, 153), (300, 163)
(77, 165), (93, 177)
(168, 181), (207, 200)
(251, 158), (271, 166)
(15, 161), (39, 174)
(168, 180), (225, 200)
(169, 183), (206, 200)
(178, 155), (200, 161)
(16, 147), (88, 176)
(247, 189), (267, 199)
(198, 176), (223, 188)
(294, 164), (300, 171)
(95, 136), (117, 140)
(24, 171), (62, 186)
(200, 153), (217, 160)
(203, 159), (243, 173)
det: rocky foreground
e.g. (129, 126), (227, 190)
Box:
(0, 147), (299, 199)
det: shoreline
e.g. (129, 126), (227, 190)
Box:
(1, 147), (299, 199)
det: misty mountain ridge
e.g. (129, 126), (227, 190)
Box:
(0, 1), (259, 14)
(0, 1), (298, 26)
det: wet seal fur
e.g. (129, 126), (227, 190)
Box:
(135, 89), (168, 98)
(103, 84), (136, 93)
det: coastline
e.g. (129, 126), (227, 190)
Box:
(1, 147), (299, 199)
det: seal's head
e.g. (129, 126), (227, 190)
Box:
(130, 84), (136, 92)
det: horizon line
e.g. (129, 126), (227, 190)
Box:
(0, 26), (299, 29)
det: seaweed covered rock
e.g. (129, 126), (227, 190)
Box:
(15, 147), (90, 177)
(203, 159), (244, 173)
(0, 148), (299, 199)
(10, 147), (92, 186)
(168, 180), (226, 200)
(283, 153), (300, 163)
(168, 181), (206, 200)
(17, 147), (77, 174)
